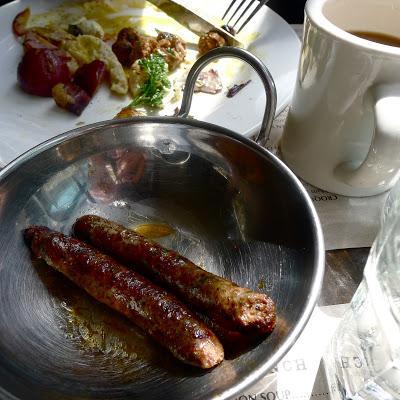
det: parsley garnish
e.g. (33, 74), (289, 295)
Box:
(130, 53), (171, 108)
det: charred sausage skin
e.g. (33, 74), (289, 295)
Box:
(73, 215), (276, 334)
(24, 226), (224, 369)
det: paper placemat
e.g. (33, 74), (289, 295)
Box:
(237, 303), (348, 400)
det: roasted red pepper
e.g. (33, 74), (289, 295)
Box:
(17, 48), (71, 97)
(52, 82), (91, 116)
(73, 60), (106, 96)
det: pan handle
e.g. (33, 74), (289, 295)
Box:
(177, 46), (277, 146)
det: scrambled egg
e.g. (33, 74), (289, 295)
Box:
(72, 17), (104, 38)
(29, 0), (199, 42)
(29, 0), (135, 37)
(63, 35), (128, 94)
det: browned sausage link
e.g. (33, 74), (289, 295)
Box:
(73, 215), (276, 334)
(195, 311), (263, 355)
(23, 226), (224, 369)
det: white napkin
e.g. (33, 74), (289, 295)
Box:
(239, 304), (348, 400)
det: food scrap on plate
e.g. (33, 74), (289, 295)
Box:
(194, 69), (223, 94)
(227, 79), (252, 98)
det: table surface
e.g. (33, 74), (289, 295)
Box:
(320, 248), (368, 306)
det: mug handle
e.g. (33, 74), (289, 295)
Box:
(177, 46), (277, 146)
(335, 84), (400, 191)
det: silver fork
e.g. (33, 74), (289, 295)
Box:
(222, 0), (270, 34)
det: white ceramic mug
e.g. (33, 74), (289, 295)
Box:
(280, 0), (400, 197)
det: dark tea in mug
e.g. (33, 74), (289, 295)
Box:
(349, 30), (400, 47)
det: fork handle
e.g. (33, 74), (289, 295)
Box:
(177, 46), (277, 146)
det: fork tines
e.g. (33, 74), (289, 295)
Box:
(222, 0), (269, 34)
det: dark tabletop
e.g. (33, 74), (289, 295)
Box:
(268, 0), (306, 23)
(319, 248), (368, 306)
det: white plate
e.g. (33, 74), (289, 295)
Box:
(0, 0), (300, 167)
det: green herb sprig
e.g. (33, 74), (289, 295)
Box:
(130, 53), (171, 108)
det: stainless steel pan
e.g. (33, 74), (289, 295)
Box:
(0, 47), (324, 400)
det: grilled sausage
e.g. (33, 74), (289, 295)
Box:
(73, 215), (276, 334)
(195, 312), (263, 356)
(24, 226), (224, 369)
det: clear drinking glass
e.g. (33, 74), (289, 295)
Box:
(381, 176), (400, 226)
(324, 189), (400, 399)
